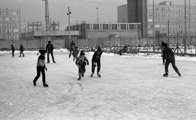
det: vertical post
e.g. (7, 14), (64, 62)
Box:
(43, 0), (50, 48)
(67, 6), (71, 44)
(168, 21), (170, 45)
(184, 0), (187, 54)
(96, 7), (99, 23)
(177, 32), (179, 56)
(152, 0), (155, 52)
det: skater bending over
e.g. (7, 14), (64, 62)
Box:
(161, 43), (181, 77)
(91, 46), (103, 77)
(75, 50), (89, 80)
(33, 49), (49, 87)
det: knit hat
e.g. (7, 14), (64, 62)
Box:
(39, 49), (46, 54)
(80, 50), (85, 56)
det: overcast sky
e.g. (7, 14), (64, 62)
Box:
(0, 0), (195, 28)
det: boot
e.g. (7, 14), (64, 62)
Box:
(97, 73), (101, 77)
(43, 83), (49, 87)
(33, 81), (36, 86)
(90, 73), (94, 77)
(163, 73), (168, 77)
(177, 72), (181, 77)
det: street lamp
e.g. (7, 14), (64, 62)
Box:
(152, 0), (155, 52)
(67, 6), (71, 43)
(96, 7), (99, 23)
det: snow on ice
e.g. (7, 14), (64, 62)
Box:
(0, 50), (196, 120)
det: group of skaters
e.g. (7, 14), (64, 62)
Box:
(33, 41), (103, 87)
(11, 44), (25, 57)
(32, 40), (182, 87)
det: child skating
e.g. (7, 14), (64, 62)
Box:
(75, 50), (89, 80)
(161, 43), (181, 77)
(33, 49), (49, 87)
(91, 46), (103, 77)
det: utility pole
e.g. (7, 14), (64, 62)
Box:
(67, 6), (71, 44)
(167, 21), (170, 45)
(184, 0), (187, 54)
(96, 7), (99, 23)
(42, 0), (50, 47)
(152, 0), (155, 52)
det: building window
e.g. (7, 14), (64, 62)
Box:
(120, 24), (126, 30)
(103, 24), (109, 30)
(5, 17), (9, 21)
(112, 24), (117, 30)
(93, 24), (99, 30)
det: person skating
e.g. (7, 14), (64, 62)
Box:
(11, 45), (15, 57)
(46, 41), (55, 63)
(91, 46), (103, 77)
(19, 44), (25, 57)
(69, 41), (76, 59)
(161, 43), (181, 77)
(33, 49), (48, 87)
(72, 47), (79, 61)
(75, 50), (89, 80)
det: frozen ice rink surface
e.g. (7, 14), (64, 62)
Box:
(0, 51), (196, 120)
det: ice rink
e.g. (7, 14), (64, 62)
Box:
(1, 50), (196, 120)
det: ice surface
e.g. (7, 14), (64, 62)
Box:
(0, 51), (196, 120)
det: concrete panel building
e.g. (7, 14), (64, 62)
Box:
(0, 8), (21, 40)
(118, 1), (196, 37)
(127, 0), (148, 38)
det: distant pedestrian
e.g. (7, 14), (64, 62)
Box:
(19, 44), (25, 57)
(11, 45), (15, 57)
(91, 46), (103, 77)
(69, 41), (76, 58)
(75, 50), (89, 80)
(33, 49), (48, 87)
(72, 47), (79, 61)
(161, 41), (166, 64)
(161, 43), (181, 77)
(46, 41), (55, 63)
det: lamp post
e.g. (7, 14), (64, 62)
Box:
(184, 0), (187, 54)
(67, 6), (71, 43)
(152, 0), (155, 52)
(96, 7), (99, 23)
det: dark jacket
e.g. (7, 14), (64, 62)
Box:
(46, 43), (54, 52)
(92, 50), (103, 62)
(20, 45), (24, 52)
(162, 47), (175, 61)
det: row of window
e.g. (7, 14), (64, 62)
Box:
(148, 6), (196, 12)
(148, 12), (193, 17)
(0, 29), (19, 33)
(149, 24), (196, 29)
(70, 24), (140, 31)
(0, 23), (19, 27)
(0, 11), (19, 16)
(148, 18), (195, 23)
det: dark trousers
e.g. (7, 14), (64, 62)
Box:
(47, 51), (55, 63)
(19, 51), (24, 57)
(165, 59), (179, 74)
(162, 56), (165, 64)
(12, 51), (14, 57)
(92, 61), (101, 74)
(33, 66), (46, 84)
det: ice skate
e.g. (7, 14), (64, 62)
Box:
(97, 73), (101, 77)
(163, 73), (168, 77)
(33, 81), (36, 86)
(78, 77), (81, 80)
(90, 73), (94, 77)
(177, 72), (181, 77)
(43, 83), (49, 87)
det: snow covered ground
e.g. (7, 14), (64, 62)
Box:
(1, 50), (196, 120)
